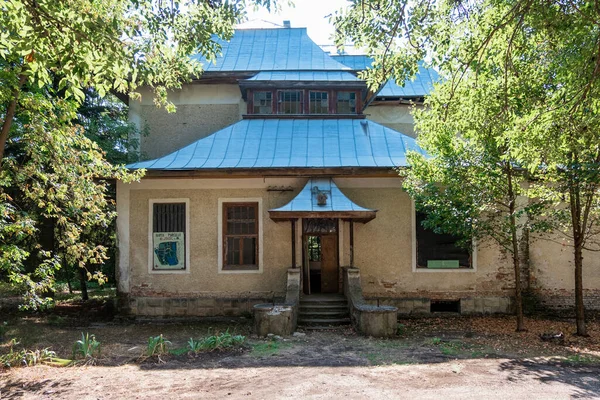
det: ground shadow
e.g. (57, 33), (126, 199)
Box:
(1, 378), (72, 399)
(499, 359), (600, 398)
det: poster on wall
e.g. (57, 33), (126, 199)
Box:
(153, 232), (185, 270)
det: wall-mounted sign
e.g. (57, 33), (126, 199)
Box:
(153, 232), (185, 270)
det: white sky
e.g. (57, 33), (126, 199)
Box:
(239, 0), (354, 51)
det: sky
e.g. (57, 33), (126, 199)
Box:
(239, 0), (353, 50)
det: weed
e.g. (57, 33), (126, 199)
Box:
(47, 315), (68, 327)
(187, 330), (246, 353)
(73, 333), (101, 360)
(146, 334), (171, 356)
(0, 339), (71, 368)
(431, 337), (442, 345)
(251, 341), (291, 356)
(169, 347), (189, 356)
(564, 354), (600, 365)
(396, 323), (406, 336)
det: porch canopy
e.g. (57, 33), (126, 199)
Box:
(269, 177), (377, 223)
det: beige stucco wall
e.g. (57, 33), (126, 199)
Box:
(365, 103), (422, 138)
(528, 234), (600, 308)
(118, 177), (524, 302)
(125, 184), (305, 299)
(129, 84), (245, 159)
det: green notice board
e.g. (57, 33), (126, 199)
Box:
(427, 260), (460, 269)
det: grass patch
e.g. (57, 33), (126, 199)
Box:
(187, 331), (246, 353)
(251, 341), (291, 357)
(562, 354), (600, 365)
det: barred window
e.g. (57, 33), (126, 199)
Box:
(223, 203), (259, 270)
(152, 202), (186, 271)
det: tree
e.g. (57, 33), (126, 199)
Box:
(334, 0), (600, 335)
(0, 0), (277, 307)
(0, 0), (277, 166)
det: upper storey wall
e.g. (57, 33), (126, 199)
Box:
(130, 84), (245, 160)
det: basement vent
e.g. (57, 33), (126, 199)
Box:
(430, 300), (460, 313)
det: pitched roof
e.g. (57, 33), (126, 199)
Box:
(127, 119), (425, 170)
(269, 178), (377, 222)
(246, 71), (360, 82)
(192, 28), (350, 72)
(331, 55), (439, 98)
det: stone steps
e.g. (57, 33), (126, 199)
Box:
(298, 294), (350, 328)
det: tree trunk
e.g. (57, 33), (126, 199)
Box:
(574, 241), (587, 336)
(79, 267), (89, 301)
(0, 74), (27, 169)
(507, 166), (525, 332)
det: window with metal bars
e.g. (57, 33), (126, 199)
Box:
(336, 91), (357, 114)
(277, 90), (303, 114)
(223, 203), (259, 270)
(309, 91), (329, 114)
(152, 202), (186, 270)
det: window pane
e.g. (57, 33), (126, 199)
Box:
(336, 92), (357, 114)
(278, 91), (302, 114)
(253, 91), (272, 114)
(223, 203), (258, 268)
(415, 212), (471, 268)
(309, 91), (328, 114)
(242, 237), (256, 265)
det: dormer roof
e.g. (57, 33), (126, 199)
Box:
(192, 28), (350, 72)
(332, 55), (439, 98)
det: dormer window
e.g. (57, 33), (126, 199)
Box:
(278, 90), (303, 114)
(253, 91), (273, 114)
(309, 91), (329, 114)
(246, 89), (362, 116)
(336, 92), (356, 114)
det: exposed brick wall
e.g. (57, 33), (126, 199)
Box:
(530, 289), (600, 311)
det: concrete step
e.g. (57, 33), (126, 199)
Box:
(300, 295), (346, 303)
(298, 310), (349, 319)
(299, 303), (348, 310)
(297, 317), (351, 326)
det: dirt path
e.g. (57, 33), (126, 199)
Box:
(3, 358), (600, 399)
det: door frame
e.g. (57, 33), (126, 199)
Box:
(302, 218), (339, 295)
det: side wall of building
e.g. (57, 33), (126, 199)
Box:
(129, 84), (246, 160)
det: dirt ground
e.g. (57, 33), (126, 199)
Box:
(1, 308), (600, 399)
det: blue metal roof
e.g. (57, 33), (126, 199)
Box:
(192, 28), (350, 72)
(270, 178), (375, 213)
(331, 55), (373, 71)
(127, 119), (425, 170)
(246, 71), (360, 82)
(332, 55), (439, 97)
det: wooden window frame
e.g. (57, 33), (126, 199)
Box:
(335, 90), (361, 114)
(148, 198), (190, 275)
(219, 200), (263, 273)
(251, 91), (274, 115)
(277, 90), (304, 114)
(247, 89), (363, 115)
(308, 90), (330, 114)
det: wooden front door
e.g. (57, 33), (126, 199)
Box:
(303, 219), (339, 294)
(320, 234), (339, 293)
